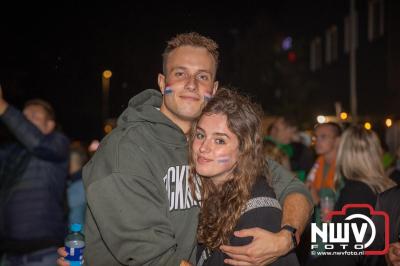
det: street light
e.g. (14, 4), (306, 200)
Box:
(364, 122), (372, 130)
(349, 0), (358, 124)
(102, 70), (112, 124)
(103, 70), (112, 79)
(340, 112), (348, 120)
(385, 118), (393, 128)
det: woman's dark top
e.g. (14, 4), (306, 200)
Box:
(197, 176), (299, 266)
(334, 179), (377, 213)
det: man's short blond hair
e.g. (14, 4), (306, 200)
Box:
(162, 32), (219, 74)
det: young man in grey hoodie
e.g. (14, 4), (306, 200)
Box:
(60, 32), (313, 266)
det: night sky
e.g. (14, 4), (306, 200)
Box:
(1, 2), (395, 141)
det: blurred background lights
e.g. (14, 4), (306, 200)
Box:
(385, 118), (392, 128)
(364, 122), (372, 130)
(104, 124), (113, 134)
(282, 36), (293, 51)
(340, 112), (348, 120)
(317, 115), (326, 124)
(88, 140), (100, 153)
(103, 70), (112, 79)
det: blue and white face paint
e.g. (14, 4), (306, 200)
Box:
(203, 93), (212, 103)
(164, 86), (173, 95)
(216, 156), (231, 164)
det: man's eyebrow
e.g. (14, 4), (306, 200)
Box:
(171, 67), (212, 75)
(197, 69), (212, 74)
(171, 66), (187, 71)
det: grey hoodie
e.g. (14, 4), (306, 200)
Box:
(83, 89), (199, 265)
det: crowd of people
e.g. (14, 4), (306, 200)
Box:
(0, 32), (399, 266)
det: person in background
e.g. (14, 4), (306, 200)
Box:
(362, 184), (400, 266)
(290, 130), (315, 181)
(386, 139), (400, 185)
(306, 122), (342, 205)
(0, 86), (69, 266)
(263, 139), (291, 171)
(267, 116), (314, 182)
(385, 121), (400, 177)
(67, 142), (88, 226)
(266, 116), (296, 160)
(333, 125), (395, 224)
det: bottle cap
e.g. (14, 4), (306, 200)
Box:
(70, 223), (82, 232)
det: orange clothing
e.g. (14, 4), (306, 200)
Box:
(308, 156), (336, 190)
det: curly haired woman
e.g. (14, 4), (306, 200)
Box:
(189, 88), (299, 266)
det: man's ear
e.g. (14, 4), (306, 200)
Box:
(44, 120), (56, 134)
(212, 81), (219, 96)
(158, 73), (166, 94)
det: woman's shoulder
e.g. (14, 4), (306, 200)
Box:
(342, 179), (375, 195)
(243, 177), (281, 215)
(378, 184), (400, 200)
(251, 176), (276, 198)
(337, 179), (376, 208)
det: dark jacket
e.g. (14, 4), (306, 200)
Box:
(359, 185), (400, 266)
(197, 177), (299, 266)
(374, 185), (400, 243)
(389, 169), (400, 186)
(0, 105), (69, 254)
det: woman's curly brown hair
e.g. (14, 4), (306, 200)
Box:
(188, 87), (269, 250)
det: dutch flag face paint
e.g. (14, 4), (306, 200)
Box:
(203, 93), (212, 103)
(216, 156), (230, 164)
(164, 86), (173, 95)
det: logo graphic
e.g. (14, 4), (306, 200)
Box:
(163, 165), (200, 211)
(311, 204), (389, 255)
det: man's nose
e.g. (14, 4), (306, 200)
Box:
(184, 76), (198, 92)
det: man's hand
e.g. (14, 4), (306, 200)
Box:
(386, 242), (400, 266)
(56, 247), (70, 266)
(0, 85), (9, 115)
(180, 260), (193, 266)
(220, 228), (292, 266)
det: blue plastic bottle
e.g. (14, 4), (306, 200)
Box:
(65, 223), (85, 266)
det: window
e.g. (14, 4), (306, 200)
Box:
(310, 37), (322, 71)
(368, 0), (384, 41)
(344, 16), (350, 53)
(325, 29), (332, 64)
(344, 13), (358, 54)
(331, 26), (338, 61)
(325, 25), (338, 64)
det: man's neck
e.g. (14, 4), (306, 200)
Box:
(173, 119), (192, 136)
(324, 151), (337, 165)
(160, 105), (193, 135)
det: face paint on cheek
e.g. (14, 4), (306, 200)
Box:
(164, 86), (173, 95)
(203, 93), (212, 103)
(216, 156), (230, 164)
